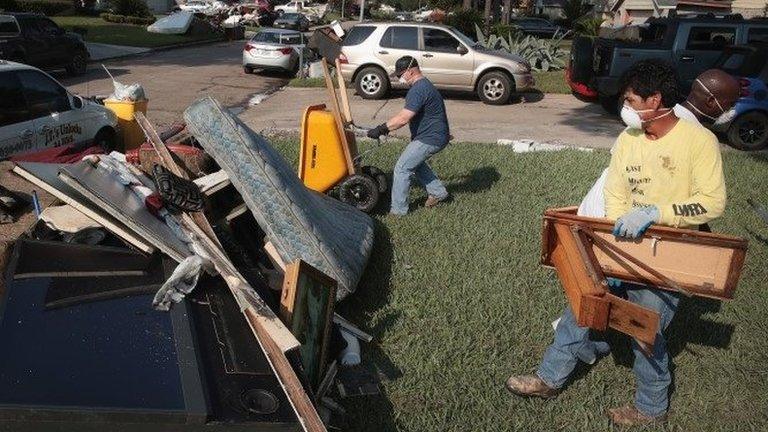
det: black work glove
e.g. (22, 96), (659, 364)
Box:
(367, 123), (389, 139)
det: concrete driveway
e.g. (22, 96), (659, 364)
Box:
(58, 41), (292, 128)
(241, 88), (626, 149)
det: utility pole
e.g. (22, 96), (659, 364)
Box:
(359, 0), (365, 21)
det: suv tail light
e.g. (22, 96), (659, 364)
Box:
(279, 47), (293, 55)
(338, 53), (348, 64)
(739, 78), (751, 97)
(244, 43), (255, 52)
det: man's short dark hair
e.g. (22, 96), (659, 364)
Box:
(619, 60), (680, 108)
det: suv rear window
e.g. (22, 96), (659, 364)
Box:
(380, 26), (418, 50)
(686, 26), (736, 50)
(0, 16), (19, 35)
(748, 27), (768, 44)
(343, 26), (375, 46)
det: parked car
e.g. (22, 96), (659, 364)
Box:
(338, 22), (535, 105)
(509, 17), (562, 38)
(569, 14), (768, 113)
(712, 42), (768, 150)
(0, 61), (119, 159)
(272, 13), (310, 32)
(0, 13), (89, 76)
(242, 28), (308, 74)
(177, 0), (211, 13)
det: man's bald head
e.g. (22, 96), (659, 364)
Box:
(685, 69), (740, 121)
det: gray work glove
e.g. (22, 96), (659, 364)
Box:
(612, 206), (660, 239)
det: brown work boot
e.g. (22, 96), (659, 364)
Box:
(505, 375), (559, 399)
(607, 405), (668, 426)
(425, 194), (449, 208)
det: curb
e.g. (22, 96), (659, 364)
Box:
(87, 36), (228, 64)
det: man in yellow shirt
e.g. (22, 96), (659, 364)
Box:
(506, 60), (726, 426)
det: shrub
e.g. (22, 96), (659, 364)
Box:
(491, 23), (521, 39)
(109, 0), (150, 18)
(475, 23), (568, 72)
(574, 16), (603, 36)
(370, 9), (394, 20)
(445, 7), (482, 37)
(5, 0), (71, 15)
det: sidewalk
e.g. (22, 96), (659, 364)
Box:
(86, 43), (152, 61)
(240, 88), (625, 149)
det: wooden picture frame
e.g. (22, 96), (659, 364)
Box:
(540, 207), (748, 349)
(280, 260), (337, 392)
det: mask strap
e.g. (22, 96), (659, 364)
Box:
(642, 108), (673, 124)
(683, 100), (718, 121)
(695, 79), (725, 114)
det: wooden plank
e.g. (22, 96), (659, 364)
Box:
(334, 58), (353, 124)
(225, 203), (248, 222)
(12, 164), (155, 254)
(265, 240), (287, 271)
(333, 313), (373, 343)
(280, 259), (302, 325)
(554, 223), (605, 297)
(580, 295), (609, 331)
(321, 60), (356, 175)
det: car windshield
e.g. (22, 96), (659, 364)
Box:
(449, 27), (477, 48)
(282, 13), (300, 19)
(253, 31), (302, 44)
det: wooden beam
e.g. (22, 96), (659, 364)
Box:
(334, 58), (353, 124)
(321, 60), (356, 174)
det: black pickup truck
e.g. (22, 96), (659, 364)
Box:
(568, 14), (768, 113)
(0, 13), (89, 76)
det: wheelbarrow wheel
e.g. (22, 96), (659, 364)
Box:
(339, 174), (380, 213)
(362, 165), (388, 193)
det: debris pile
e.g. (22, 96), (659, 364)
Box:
(0, 97), (378, 431)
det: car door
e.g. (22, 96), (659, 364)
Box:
(375, 25), (419, 79)
(16, 69), (89, 150)
(675, 25), (738, 84)
(17, 17), (52, 67)
(0, 70), (37, 159)
(420, 27), (473, 87)
(36, 18), (69, 66)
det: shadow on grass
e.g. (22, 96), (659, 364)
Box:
(445, 166), (501, 195)
(337, 218), (401, 431)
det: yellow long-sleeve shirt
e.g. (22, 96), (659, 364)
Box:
(604, 119), (726, 228)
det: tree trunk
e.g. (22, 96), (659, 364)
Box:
(484, 0), (492, 33)
(502, 0), (511, 24)
(463, 0), (471, 10)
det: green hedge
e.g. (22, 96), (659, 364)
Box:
(0, 0), (71, 15)
(99, 12), (155, 25)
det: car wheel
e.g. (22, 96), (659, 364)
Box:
(477, 71), (513, 105)
(599, 94), (620, 115)
(355, 67), (389, 100)
(66, 51), (88, 76)
(338, 174), (380, 213)
(244, 66), (254, 74)
(727, 111), (768, 151)
(94, 127), (117, 153)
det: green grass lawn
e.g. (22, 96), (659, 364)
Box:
(52, 16), (222, 48)
(271, 139), (768, 431)
(533, 70), (570, 94)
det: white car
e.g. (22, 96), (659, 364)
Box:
(178, 0), (211, 13)
(0, 61), (119, 159)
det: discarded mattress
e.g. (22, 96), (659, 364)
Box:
(147, 11), (193, 35)
(184, 97), (374, 300)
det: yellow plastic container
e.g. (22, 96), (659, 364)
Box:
(104, 98), (149, 151)
(298, 104), (351, 193)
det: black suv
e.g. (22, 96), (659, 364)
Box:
(0, 13), (89, 76)
(568, 13), (768, 113)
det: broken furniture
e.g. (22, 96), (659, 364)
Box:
(299, 32), (387, 213)
(541, 207), (748, 348)
(184, 97), (375, 301)
(0, 248), (304, 431)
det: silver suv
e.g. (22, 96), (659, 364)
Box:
(338, 22), (535, 105)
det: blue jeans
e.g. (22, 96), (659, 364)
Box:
(537, 284), (680, 417)
(390, 140), (448, 215)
